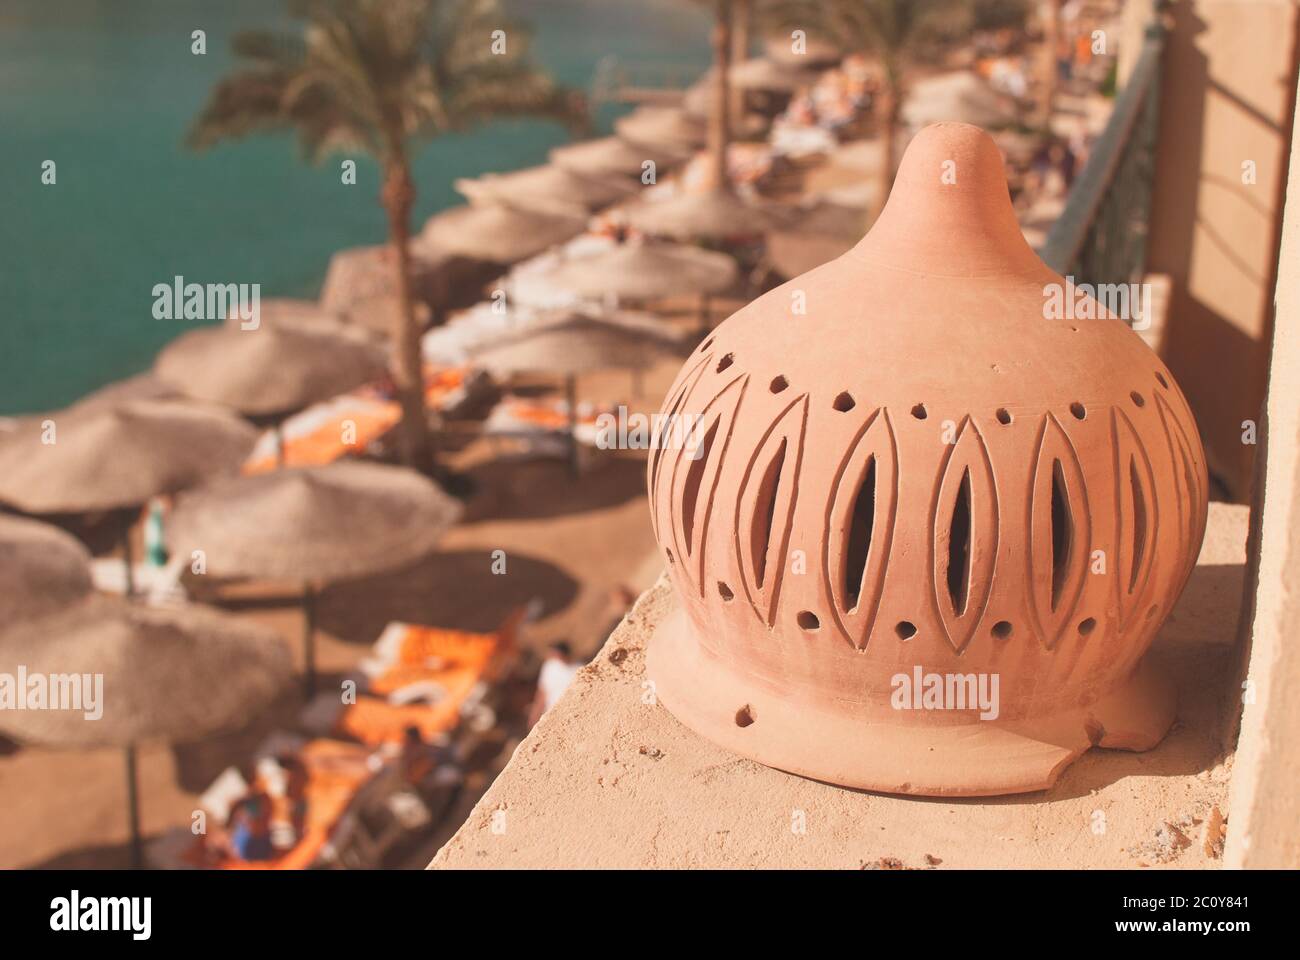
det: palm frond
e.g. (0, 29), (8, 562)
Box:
(187, 0), (579, 163)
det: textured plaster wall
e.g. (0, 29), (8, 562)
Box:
(1147, 0), (1299, 498)
(1224, 65), (1300, 870)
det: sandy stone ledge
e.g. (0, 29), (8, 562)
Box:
(431, 504), (1248, 869)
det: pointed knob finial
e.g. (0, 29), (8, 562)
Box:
(852, 122), (1044, 278)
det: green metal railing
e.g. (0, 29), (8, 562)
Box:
(1038, 22), (1165, 284)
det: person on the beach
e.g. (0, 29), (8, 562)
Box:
(275, 753), (309, 844)
(399, 725), (447, 789)
(529, 642), (581, 726)
(227, 770), (275, 862)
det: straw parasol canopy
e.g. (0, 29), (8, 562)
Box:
(731, 56), (813, 92)
(827, 139), (888, 178)
(419, 202), (587, 265)
(341, 294), (432, 338)
(166, 460), (462, 584)
(0, 400), (258, 514)
(764, 33), (843, 68)
(154, 325), (388, 418)
(422, 302), (687, 366)
(319, 243), (450, 316)
(465, 311), (678, 377)
(766, 196), (873, 278)
(467, 310), (680, 476)
(0, 514), (93, 624)
(455, 163), (635, 216)
(623, 188), (775, 240)
(0, 596), (292, 748)
(685, 58), (811, 117)
(0, 596), (291, 868)
(614, 106), (707, 151)
(542, 240), (738, 301)
(223, 297), (384, 346)
(902, 71), (1017, 130)
(550, 136), (689, 180)
(167, 460), (462, 696)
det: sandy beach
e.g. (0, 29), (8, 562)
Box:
(0, 314), (711, 869)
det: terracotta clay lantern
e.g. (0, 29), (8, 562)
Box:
(646, 122), (1208, 796)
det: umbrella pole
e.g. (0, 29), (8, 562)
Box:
(125, 743), (143, 869)
(276, 422), (287, 468)
(566, 374), (579, 479)
(121, 521), (135, 599)
(303, 582), (317, 698)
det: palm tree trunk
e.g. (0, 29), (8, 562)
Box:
(730, 0), (750, 121)
(381, 155), (432, 474)
(880, 76), (901, 199)
(709, 0), (734, 190)
(1038, 0), (1060, 129)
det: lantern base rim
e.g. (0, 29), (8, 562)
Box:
(647, 602), (1176, 798)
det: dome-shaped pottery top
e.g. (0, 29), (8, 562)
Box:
(646, 122), (1209, 798)
(713, 122), (1151, 409)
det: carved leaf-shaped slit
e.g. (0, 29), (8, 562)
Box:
(826, 410), (897, 649)
(946, 469), (973, 616)
(668, 374), (747, 597)
(749, 438), (786, 583)
(932, 418), (998, 654)
(736, 396), (807, 626)
(1155, 391), (1203, 582)
(1028, 414), (1090, 648)
(1050, 460), (1073, 610)
(1128, 457), (1147, 593)
(1111, 408), (1157, 628)
(648, 354), (710, 543)
(843, 457), (877, 610)
(680, 420), (718, 554)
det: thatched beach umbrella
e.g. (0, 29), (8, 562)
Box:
(466, 312), (677, 476)
(318, 243), (450, 317)
(684, 58), (811, 117)
(419, 202), (587, 265)
(902, 71), (1016, 130)
(223, 297), (380, 344)
(222, 297), (338, 331)
(764, 33), (842, 68)
(154, 325), (387, 418)
(766, 197), (872, 278)
(623, 188), (774, 241)
(544, 240), (737, 301)
(0, 400), (256, 514)
(731, 56), (812, 93)
(550, 136), (688, 180)
(0, 514), (93, 624)
(343, 294), (432, 338)
(455, 164), (635, 217)
(0, 401), (257, 594)
(166, 461), (462, 695)
(0, 596), (292, 867)
(614, 106), (707, 151)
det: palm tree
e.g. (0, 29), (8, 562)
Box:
(187, 0), (580, 472)
(695, 0), (737, 190)
(763, 0), (958, 194)
(1037, 0), (1060, 129)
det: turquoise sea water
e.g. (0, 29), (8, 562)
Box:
(0, 0), (712, 414)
